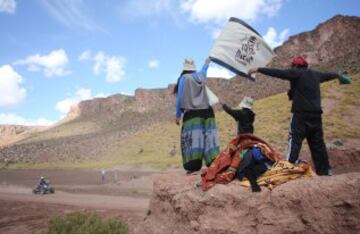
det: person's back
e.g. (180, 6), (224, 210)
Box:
(248, 55), (345, 176)
(257, 65), (339, 114)
(174, 57), (220, 173)
(222, 96), (255, 135)
(288, 69), (325, 113)
(238, 108), (255, 134)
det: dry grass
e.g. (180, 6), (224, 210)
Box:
(20, 119), (101, 144)
(105, 73), (359, 169)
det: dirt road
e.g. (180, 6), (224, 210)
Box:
(0, 185), (149, 211)
(0, 169), (160, 234)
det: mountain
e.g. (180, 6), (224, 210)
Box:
(0, 125), (45, 148)
(270, 15), (360, 72)
(0, 15), (359, 167)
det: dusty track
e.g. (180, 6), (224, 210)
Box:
(0, 185), (149, 212)
(0, 169), (161, 234)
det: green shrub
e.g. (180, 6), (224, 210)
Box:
(42, 212), (128, 234)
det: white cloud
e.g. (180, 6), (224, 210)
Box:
(181, 0), (283, 24)
(120, 91), (133, 96)
(78, 49), (91, 61)
(263, 27), (289, 48)
(94, 93), (107, 98)
(14, 49), (70, 77)
(207, 65), (234, 79)
(40, 0), (103, 32)
(55, 88), (108, 114)
(79, 50), (126, 83)
(0, 0), (16, 14)
(0, 113), (54, 126)
(148, 59), (160, 69)
(55, 88), (91, 114)
(0, 65), (26, 107)
(104, 56), (126, 83)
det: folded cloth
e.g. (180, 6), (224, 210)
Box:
(240, 160), (314, 190)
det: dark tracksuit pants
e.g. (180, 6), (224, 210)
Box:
(286, 112), (330, 175)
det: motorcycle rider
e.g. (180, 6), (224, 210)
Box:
(39, 176), (49, 188)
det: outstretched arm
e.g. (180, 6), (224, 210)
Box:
(317, 71), (339, 83)
(249, 67), (299, 81)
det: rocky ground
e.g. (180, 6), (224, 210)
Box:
(138, 147), (360, 234)
(141, 172), (360, 234)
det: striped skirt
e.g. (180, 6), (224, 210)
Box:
(181, 108), (220, 171)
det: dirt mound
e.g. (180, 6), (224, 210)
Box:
(300, 139), (360, 174)
(140, 172), (360, 234)
(329, 147), (360, 173)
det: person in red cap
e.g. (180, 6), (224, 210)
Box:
(248, 56), (349, 176)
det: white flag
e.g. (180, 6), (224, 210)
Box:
(209, 17), (275, 80)
(205, 86), (219, 106)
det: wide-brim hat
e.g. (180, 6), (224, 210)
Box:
(238, 96), (254, 110)
(183, 58), (196, 71)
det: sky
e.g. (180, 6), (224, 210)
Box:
(0, 0), (359, 126)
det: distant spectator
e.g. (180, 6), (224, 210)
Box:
(101, 169), (106, 183)
(170, 145), (176, 157)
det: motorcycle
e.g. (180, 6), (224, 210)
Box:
(32, 182), (55, 194)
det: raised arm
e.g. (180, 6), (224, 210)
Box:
(197, 57), (211, 81)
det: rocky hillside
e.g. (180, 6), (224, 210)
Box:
(0, 125), (45, 148)
(269, 15), (360, 72)
(0, 15), (359, 166)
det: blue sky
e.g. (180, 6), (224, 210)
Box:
(0, 0), (359, 126)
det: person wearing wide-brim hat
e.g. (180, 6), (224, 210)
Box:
(248, 55), (351, 176)
(220, 96), (255, 135)
(173, 57), (220, 174)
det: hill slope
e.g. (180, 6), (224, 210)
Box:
(101, 74), (360, 169)
(2, 74), (358, 169)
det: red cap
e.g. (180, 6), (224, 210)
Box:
(291, 56), (308, 67)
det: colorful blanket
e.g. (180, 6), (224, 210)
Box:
(201, 134), (281, 191)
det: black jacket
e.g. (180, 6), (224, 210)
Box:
(258, 68), (339, 113)
(222, 104), (255, 134)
